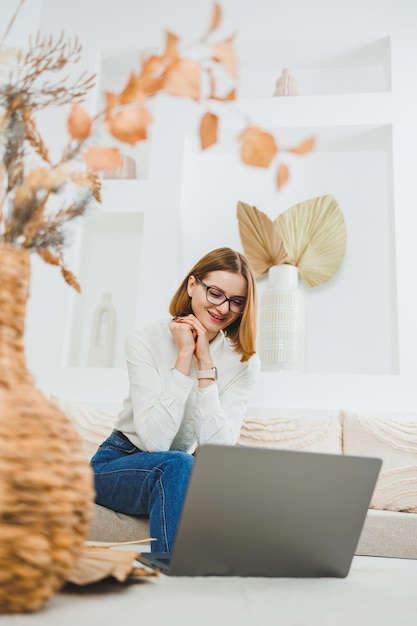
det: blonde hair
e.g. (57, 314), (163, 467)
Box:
(169, 247), (257, 362)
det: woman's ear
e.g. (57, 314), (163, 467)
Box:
(187, 275), (196, 298)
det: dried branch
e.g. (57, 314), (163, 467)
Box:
(22, 107), (51, 163)
(1, 0), (26, 45)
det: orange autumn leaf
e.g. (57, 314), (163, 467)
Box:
(206, 65), (236, 102)
(200, 112), (218, 149)
(141, 54), (168, 80)
(134, 57), (166, 97)
(118, 73), (141, 104)
(104, 91), (121, 118)
(210, 88), (236, 102)
(277, 163), (289, 188)
(288, 136), (315, 155)
(164, 31), (180, 62)
(164, 58), (201, 101)
(206, 67), (216, 98)
(105, 105), (152, 144)
(240, 127), (277, 168)
(67, 104), (92, 140)
(212, 37), (238, 79)
(61, 267), (81, 292)
(118, 50), (171, 106)
(83, 147), (123, 171)
(206, 2), (222, 35)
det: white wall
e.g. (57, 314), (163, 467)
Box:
(6, 0), (417, 410)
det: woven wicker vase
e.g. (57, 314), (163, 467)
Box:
(0, 243), (94, 614)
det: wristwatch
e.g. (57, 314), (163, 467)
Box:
(196, 367), (217, 380)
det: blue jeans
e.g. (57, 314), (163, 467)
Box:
(90, 431), (194, 552)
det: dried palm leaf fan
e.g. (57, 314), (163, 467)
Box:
(274, 194), (347, 287)
(67, 541), (159, 586)
(237, 201), (288, 278)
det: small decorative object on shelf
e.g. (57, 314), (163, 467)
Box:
(259, 264), (305, 371)
(237, 196), (346, 372)
(273, 68), (299, 96)
(102, 154), (137, 180)
(88, 292), (117, 367)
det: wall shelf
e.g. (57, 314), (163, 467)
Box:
(235, 37), (391, 97)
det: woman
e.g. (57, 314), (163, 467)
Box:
(91, 247), (261, 552)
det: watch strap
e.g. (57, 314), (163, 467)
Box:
(196, 367), (217, 380)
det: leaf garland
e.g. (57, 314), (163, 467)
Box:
(0, 1), (316, 291)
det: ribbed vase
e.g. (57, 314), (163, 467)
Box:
(259, 264), (305, 372)
(0, 243), (94, 614)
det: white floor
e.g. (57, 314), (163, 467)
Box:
(2, 554), (417, 625)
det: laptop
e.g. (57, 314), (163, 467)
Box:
(139, 444), (381, 578)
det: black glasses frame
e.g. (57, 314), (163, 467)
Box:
(196, 278), (245, 314)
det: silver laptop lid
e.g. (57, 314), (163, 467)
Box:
(168, 445), (381, 577)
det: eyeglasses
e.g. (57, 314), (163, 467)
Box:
(196, 278), (246, 314)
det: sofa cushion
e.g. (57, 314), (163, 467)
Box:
(341, 410), (417, 513)
(357, 508), (417, 559)
(237, 414), (342, 454)
(88, 504), (151, 543)
(51, 396), (117, 458)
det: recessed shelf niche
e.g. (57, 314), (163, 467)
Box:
(63, 210), (143, 369)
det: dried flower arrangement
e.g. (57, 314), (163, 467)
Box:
(237, 196), (347, 287)
(0, 1), (314, 291)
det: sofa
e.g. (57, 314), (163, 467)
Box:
(52, 397), (417, 560)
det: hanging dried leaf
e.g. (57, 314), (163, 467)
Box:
(210, 88), (236, 102)
(240, 126), (277, 168)
(83, 146), (123, 171)
(212, 37), (238, 79)
(287, 136), (315, 155)
(36, 248), (61, 268)
(206, 2), (222, 35)
(127, 58), (166, 99)
(67, 104), (92, 140)
(104, 90), (121, 116)
(37, 249), (81, 292)
(277, 163), (289, 188)
(206, 66), (217, 97)
(61, 267), (81, 292)
(164, 58), (201, 101)
(200, 111), (218, 149)
(164, 31), (180, 62)
(274, 194), (347, 287)
(105, 104), (152, 144)
(237, 201), (288, 278)
(117, 73), (141, 104)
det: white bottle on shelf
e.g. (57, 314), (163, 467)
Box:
(88, 292), (116, 368)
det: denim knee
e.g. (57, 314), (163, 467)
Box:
(155, 451), (194, 485)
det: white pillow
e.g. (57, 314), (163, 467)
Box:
(237, 414), (342, 454)
(51, 396), (118, 459)
(341, 409), (417, 512)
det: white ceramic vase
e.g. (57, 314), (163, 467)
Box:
(88, 292), (116, 367)
(259, 264), (305, 372)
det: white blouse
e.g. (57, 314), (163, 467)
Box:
(116, 318), (261, 453)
